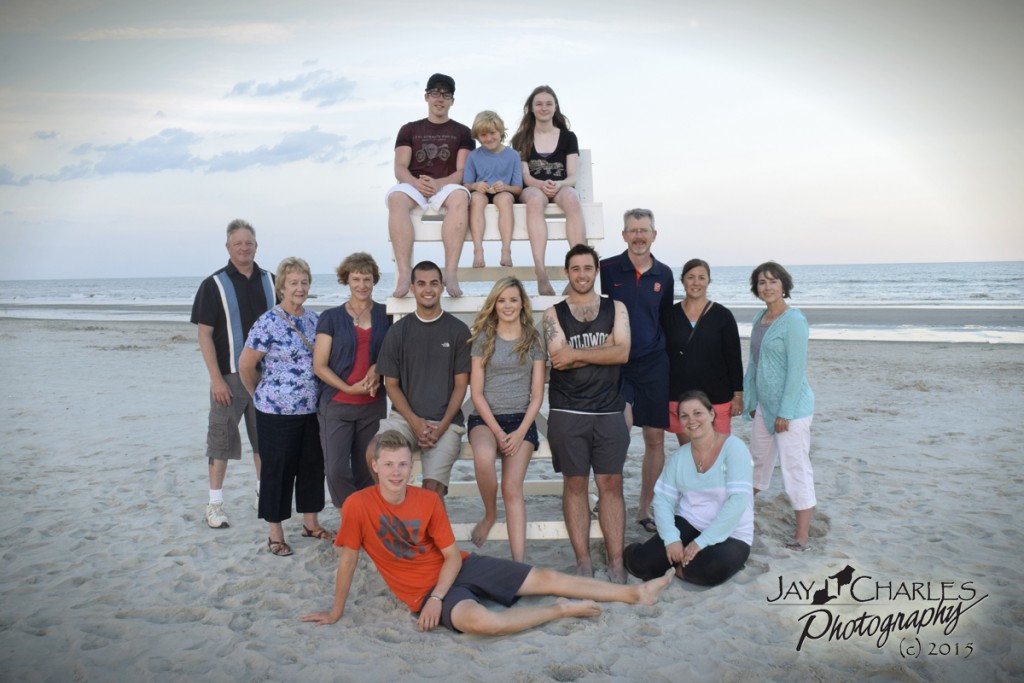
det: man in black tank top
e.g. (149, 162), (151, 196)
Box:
(543, 245), (632, 583)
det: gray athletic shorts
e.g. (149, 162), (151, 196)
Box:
(547, 410), (629, 477)
(205, 373), (258, 460)
(419, 554), (532, 632)
(377, 412), (465, 487)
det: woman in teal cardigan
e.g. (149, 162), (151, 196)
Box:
(743, 262), (816, 551)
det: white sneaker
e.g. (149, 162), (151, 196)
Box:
(206, 502), (230, 528)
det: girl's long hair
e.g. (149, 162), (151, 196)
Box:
(510, 85), (571, 160)
(468, 277), (541, 366)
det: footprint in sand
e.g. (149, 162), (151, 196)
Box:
(113, 606), (207, 624)
(228, 613), (253, 633)
(547, 663), (593, 682)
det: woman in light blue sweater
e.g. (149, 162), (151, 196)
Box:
(744, 261), (816, 551)
(623, 391), (753, 586)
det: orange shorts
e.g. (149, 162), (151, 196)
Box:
(667, 400), (733, 435)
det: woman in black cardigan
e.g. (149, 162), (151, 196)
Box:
(661, 258), (744, 444)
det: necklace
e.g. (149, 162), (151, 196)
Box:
(692, 433), (719, 473)
(347, 300), (371, 326)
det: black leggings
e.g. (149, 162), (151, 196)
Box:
(624, 516), (750, 587)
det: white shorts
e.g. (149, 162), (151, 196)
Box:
(750, 406), (815, 510)
(385, 183), (469, 212)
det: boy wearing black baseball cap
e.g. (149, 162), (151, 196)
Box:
(385, 73), (475, 298)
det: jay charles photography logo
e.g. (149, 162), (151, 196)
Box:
(767, 565), (988, 656)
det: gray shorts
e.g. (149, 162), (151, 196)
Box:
(547, 410), (629, 477)
(377, 412), (465, 487)
(421, 554), (532, 632)
(205, 373), (258, 460)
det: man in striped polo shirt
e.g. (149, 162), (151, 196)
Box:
(191, 219), (276, 529)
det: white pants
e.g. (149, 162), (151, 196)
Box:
(385, 182), (469, 212)
(750, 407), (815, 510)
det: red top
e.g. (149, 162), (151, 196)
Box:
(333, 326), (376, 405)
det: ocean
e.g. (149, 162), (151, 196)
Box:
(1, 261), (1022, 343)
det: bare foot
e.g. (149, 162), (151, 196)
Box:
(472, 249), (485, 268)
(500, 248), (513, 267)
(445, 274), (463, 298)
(635, 569), (673, 606)
(556, 597), (602, 619)
(392, 282), (410, 298)
(470, 517), (495, 547)
(607, 563), (627, 585)
(575, 561), (593, 577)
(537, 276), (556, 296)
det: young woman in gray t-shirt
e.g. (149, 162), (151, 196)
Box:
(467, 277), (546, 562)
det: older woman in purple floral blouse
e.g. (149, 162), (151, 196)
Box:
(240, 257), (329, 557)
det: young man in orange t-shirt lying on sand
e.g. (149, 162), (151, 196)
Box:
(300, 430), (671, 634)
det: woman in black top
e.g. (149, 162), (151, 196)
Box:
(661, 259), (744, 443)
(510, 85), (586, 296)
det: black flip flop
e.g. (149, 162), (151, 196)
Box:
(637, 518), (658, 534)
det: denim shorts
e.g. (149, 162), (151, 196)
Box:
(466, 413), (539, 449)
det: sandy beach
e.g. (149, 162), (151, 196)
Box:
(1, 317), (1022, 681)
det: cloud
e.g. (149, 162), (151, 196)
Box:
(91, 128), (203, 175)
(0, 165), (31, 186)
(40, 161), (93, 182)
(351, 137), (389, 152)
(228, 80), (256, 97)
(34, 130), (58, 140)
(6, 126), (349, 182)
(301, 77), (356, 107)
(67, 23), (291, 45)
(229, 69), (328, 97)
(228, 69), (356, 106)
(206, 126), (345, 173)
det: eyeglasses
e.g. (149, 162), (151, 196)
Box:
(625, 228), (652, 235)
(426, 89), (453, 100)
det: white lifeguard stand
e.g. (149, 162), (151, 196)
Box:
(387, 150), (606, 541)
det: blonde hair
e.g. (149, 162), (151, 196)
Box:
(468, 277), (541, 366)
(373, 429), (413, 460)
(471, 110), (507, 142)
(275, 256), (312, 296)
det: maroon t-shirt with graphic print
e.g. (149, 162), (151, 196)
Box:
(395, 118), (475, 179)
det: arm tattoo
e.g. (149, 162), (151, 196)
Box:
(543, 315), (559, 345)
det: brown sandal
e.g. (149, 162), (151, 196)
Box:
(268, 538), (293, 556)
(302, 525), (333, 540)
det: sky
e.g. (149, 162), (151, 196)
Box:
(1, 0), (1022, 280)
